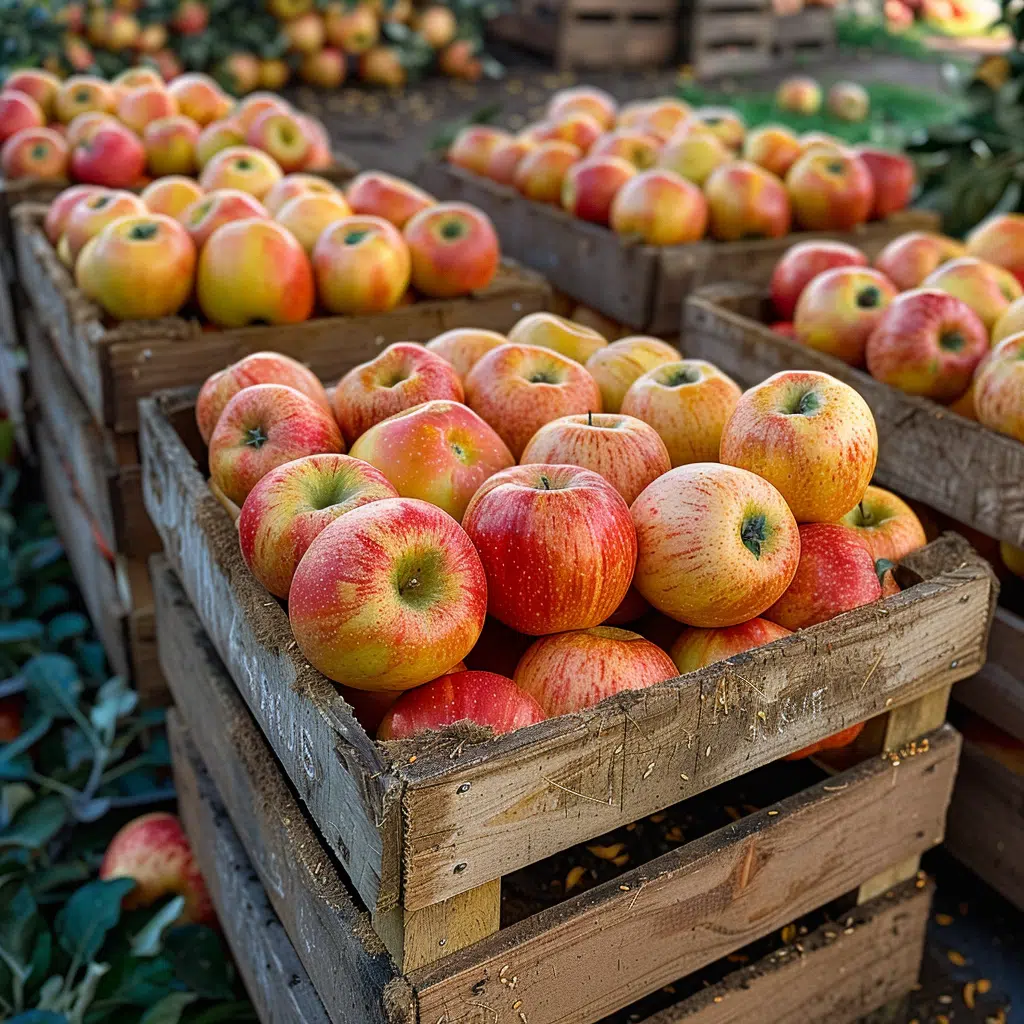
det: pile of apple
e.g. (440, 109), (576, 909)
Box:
(44, 160), (498, 325)
(192, 311), (927, 749)
(445, 85), (914, 245)
(769, 212), (1024, 445)
(775, 76), (872, 124)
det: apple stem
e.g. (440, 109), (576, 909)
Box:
(588, 410), (593, 426)
(540, 474), (551, 490)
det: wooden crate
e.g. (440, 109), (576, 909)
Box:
(0, 278), (29, 458)
(12, 202), (551, 433)
(955, 606), (1024, 745)
(488, 0), (679, 71)
(417, 162), (938, 335)
(773, 7), (837, 61)
(684, 283), (1024, 549)
(679, 0), (775, 79)
(159, 563), (938, 1024)
(139, 379), (993, 979)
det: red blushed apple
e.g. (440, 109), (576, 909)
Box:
(464, 616), (535, 677)
(1, 127), (68, 180)
(403, 202), (499, 298)
(246, 108), (310, 173)
(743, 125), (803, 180)
(589, 130), (661, 171)
(520, 411), (671, 507)
(197, 355), (332, 448)
(64, 189), (147, 261)
(263, 172), (340, 216)
(764, 523), (883, 631)
(923, 256), (1024, 333)
(620, 360), (742, 467)
(967, 213), (1024, 287)
(70, 122), (146, 189)
(561, 156), (636, 226)
(141, 176), (205, 219)
(548, 86), (617, 130)
(348, 399), (514, 522)
(378, 670), (546, 739)
(44, 185), (103, 245)
(839, 484), (927, 563)
(770, 240), (868, 321)
(703, 161), (792, 242)
(974, 331), (1024, 444)
(507, 312), (607, 364)
(794, 266), (898, 366)
(464, 343), (602, 459)
(288, 497), (487, 690)
(238, 453), (397, 598)
(513, 140), (581, 204)
(99, 812), (215, 926)
(180, 189), (269, 249)
(631, 464), (799, 627)
(485, 137), (535, 185)
(609, 168), (708, 245)
(855, 147), (915, 219)
(514, 626), (677, 716)
(865, 288), (989, 402)
(425, 328), (506, 381)
(786, 151), (874, 231)
(346, 170), (435, 229)
(720, 370), (877, 524)
(603, 585), (651, 625)
(670, 618), (792, 674)
(462, 464), (636, 636)
(447, 125), (512, 176)
(209, 383), (344, 505)
(993, 295), (1024, 343)
(784, 722), (866, 761)
(584, 336), (680, 414)
(874, 231), (966, 291)
(0, 91), (44, 143)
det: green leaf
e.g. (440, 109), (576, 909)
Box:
(47, 612), (89, 646)
(131, 897), (186, 958)
(1, 782), (34, 828)
(139, 992), (199, 1024)
(29, 860), (92, 896)
(27, 584), (69, 618)
(55, 878), (136, 964)
(0, 883), (42, 964)
(90, 678), (137, 737)
(23, 654), (83, 715)
(92, 954), (176, 1010)
(0, 585), (26, 609)
(164, 926), (235, 1000)
(0, 619), (44, 644)
(0, 795), (67, 850)
(6, 1012), (68, 1023)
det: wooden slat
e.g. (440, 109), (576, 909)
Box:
(409, 726), (959, 1024)
(685, 285), (1024, 548)
(955, 606), (1024, 743)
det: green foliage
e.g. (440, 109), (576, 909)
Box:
(0, 0), (65, 82)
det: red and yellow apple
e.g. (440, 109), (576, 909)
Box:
(116, 85), (177, 136)
(403, 201), (499, 297)
(55, 76), (116, 124)
(839, 484), (927, 562)
(181, 188), (267, 248)
(786, 151), (875, 231)
(856, 147), (915, 219)
(300, 48), (347, 89)
(771, 240), (868, 320)
(513, 140), (581, 204)
(44, 184), (102, 244)
(195, 119), (244, 168)
(827, 82), (870, 122)
(704, 160), (792, 241)
(263, 172), (340, 215)
(743, 125), (802, 180)
(657, 128), (729, 187)
(561, 155), (636, 225)
(923, 256), (1023, 332)
(584, 336), (680, 413)
(346, 171), (434, 228)
(425, 328), (506, 380)
(141, 176), (204, 218)
(635, 99), (692, 142)
(447, 125), (512, 176)
(776, 76), (822, 115)
(547, 86), (617, 131)
(507, 311), (607, 364)
(966, 213), (1024, 287)
(198, 145), (282, 199)
(484, 137), (535, 185)
(66, 110), (115, 149)
(0, 127), (67, 180)
(784, 722), (866, 761)
(246, 108), (310, 173)
(143, 115), (199, 176)
(993, 295), (1024, 343)
(974, 331), (1024, 443)
(609, 168), (708, 245)
(0, 91), (43, 143)
(325, 2), (380, 52)
(874, 231), (966, 291)
(275, 192), (351, 253)
(4, 69), (61, 121)
(670, 617), (792, 673)
(70, 122), (146, 188)
(589, 129), (660, 170)
(168, 73), (232, 125)
(64, 188), (147, 260)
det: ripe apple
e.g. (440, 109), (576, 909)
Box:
(974, 331), (1024, 443)
(704, 161), (792, 242)
(923, 256), (1023, 332)
(743, 125), (802, 179)
(462, 464), (636, 635)
(534, 112), (604, 154)
(513, 140), (581, 203)
(76, 214), (195, 320)
(111, 67), (164, 95)
(584, 336), (680, 413)
(196, 351), (332, 444)
(670, 617), (792, 673)
(484, 137), (535, 185)
(325, 2), (379, 52)
(199, 145), (282, 199)
(719, 369), (878, 523)
(786, 151), (874, 231)
(966, 213), (1024, 287)
(1, 127), (67, 180)
(620, 359), (742, 467)
(794, 266), (898, 366)
(195, 119), (244, 167)
(70, 122), (146, 188)
(332, 342), (463, 446)
(507, 312), (607, 364)
(765, 523), (883, 630)
(589, 129), (660, 170)
(275, 192), (351, 253)
(874, 231), (966, 291)
(168, 73), (232, 125)
(66, 110), (115, 149)
(197, 219), (314, 327)
(346, 170), (433, 228)
(289, 497), (487, 689)
(425, 328), (506, 380)
(548, 86), (617, 130)
(403, 202), (499, 298)
(239, 453), (397, 597)
(770, 240), (868, 320)
(64, 189), (147, 261)
(839, 484), (927, 562)
(827, 82), (870, 122)
(99, 813), (214, 926)
(631, 463), (800, 627)
(246, 108), (309, 173)
(313, 214), (411, 315)
(776, 76), (822, 114)
(5, 69), (61, 121)
(283, 10), (325, 52)
(657, 129), (730, 187)
(263, 172), (340, 215)
(209, 383), (343, 504)
(561, 155), (636, 225)
(865, 288), (989, 401)
(300, 46), (347, 88)
(799, 131), (846, 157)
(44, 184), (103, 244)
(180, 188), (267, 248)
(464, 343), (602, 458)
(349, 399), (513, 521)
(143, 115), (199, 176)
(784, 722), (866, 761)
(993, 295), (1024, 343)
(635, 99), (693, 142)
(55, 76), (116, 124)
(141, 176), (204, 219)
(689, 106), (745, 150)
(520, 412), (671, 506)
(116, 85), (177, 136)
(0, 91), (43, 143)
(1002, 541), (1024, 580)
(856, 147), (915, 218)
(447, 125), (512, 175)
(609, 169), (708, 245)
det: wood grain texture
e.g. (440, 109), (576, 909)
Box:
(410, 725), (959, 1024)
(684, 285), (1024, 547)
(955, 607), (1024, 743)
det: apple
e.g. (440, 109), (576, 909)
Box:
(865, 288), (989, 401)
(76, 214), (195, 320)
(583, 336), (680, 413)
(784, 722), (866, 761)
(786, 151), (875, 231)
(332, 342), (463, 446)
(64, 189), (147, 261)
(839, 484), (927, 562)
(548, 86), (617, 131)
(447, 125), (512, 176)
(263, 172), (341, 215)
(44, 184), (102, 244)
(140, 176), (203, 219)
(657, 130), (730, 187)
(533, 113), (604, 155)
(620, 359), (742, 467)
(520, 412), (671, 506)
(172, 0), (209, 34)
(561, 155), (636, 225)
(55, 76), (116, 124)
(66, 110), (116, 149)
(99, 812), (214, 926)
(635, 99), (693, 142)
(180, 188), (268, 248)
(462, 464), (636, 635)
(282, 9), (325, 52)
(765, 523), (883, 630)
(615, 100), (654, 130)
(507, 312), (607, 365)
(209, 383), (343, 505)
(0, 91), (43, 143)
(609, 168), (708, 245)
(993, 295), (1024, 343)
(794, 265), (899, 366)
(70, 122), (146, 189)
(974, 331), (1024, 443)
(197, 219), (314, 327)
(513, 140), (581, 204)
(239, 453), (397, 598)
(246, 108), (310, 173)
(168, 73), (232, 126)
(345, 171), (433, 228)
(856, 147), (915, 218)
(966, 213), (1024, 287)
(589, 130), (660, 170)
(923, 256), (1023, 332)
(484, 137), (535, 185)
(359, 46), (407, 88)
(196, 351), (332, 444)
(4, 69), (61, 120)
(425, 328), (506, 380)
(325, 2), (380, 52)
(199, 145), (282, 199)
(1, 127), (67, 180)
(704, 161), (792, 242)
(827, 82), (870, 122)
(874, 231), (966, 291)
(116, 86), (177, 136)
(743, 125), (802, 180)
(275, 192), (351, 254)
(799, 131), (846, 157)
(603, 586), (651, 625)
(195, 119), (245, 168)
(143, 115), (199, 177)
(111, 67), (164, 95)
(403, 202), (499, 298)
(464, 343), (602, 458)
(1002, 541), (1024, 580)
(689, 107), (745, 150)
(349, 399), (513, 521)
(776, 76), (822, 114)
(631, 463), (800, 627)
(258, 58), (290, 91)
(771, 240), (868, 320)
(670, 617), (792, 673)
(313, 214), (411, 316)
(719, 369), (878, 523)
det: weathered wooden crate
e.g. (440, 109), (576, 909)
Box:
(0, 276), (29, 458)
(955, 605), (1024, 745)
(159, 562), (938, 1024)
(488, 0), (679, 71)
(679, 0), (775, 79)
(417, 162), (938, 335)
(139, 377), (992, 985)
(12, 202), (551, 434)
(684, 283), (1024, 549)
(773, 6), (837, 61)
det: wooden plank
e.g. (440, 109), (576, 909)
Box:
(955, 606), (1024, 743)
(685, 284), (1024, 548)
(409, 725), (959, 1024)
(0, 282), (29, 457)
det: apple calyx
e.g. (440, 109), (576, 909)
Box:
(439, 218), (467, 241)
(939, 330), (965, 352)
(344, 228), (370, 245)
(128, 222), (160, 242)
(31, 143), (47, 160)
(784, 389), (821, 416)
(856, 285), (882, 309)
(663, 365), (701, 387)
(244, 425), (268, 449)
(740, 513), (767, 559)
